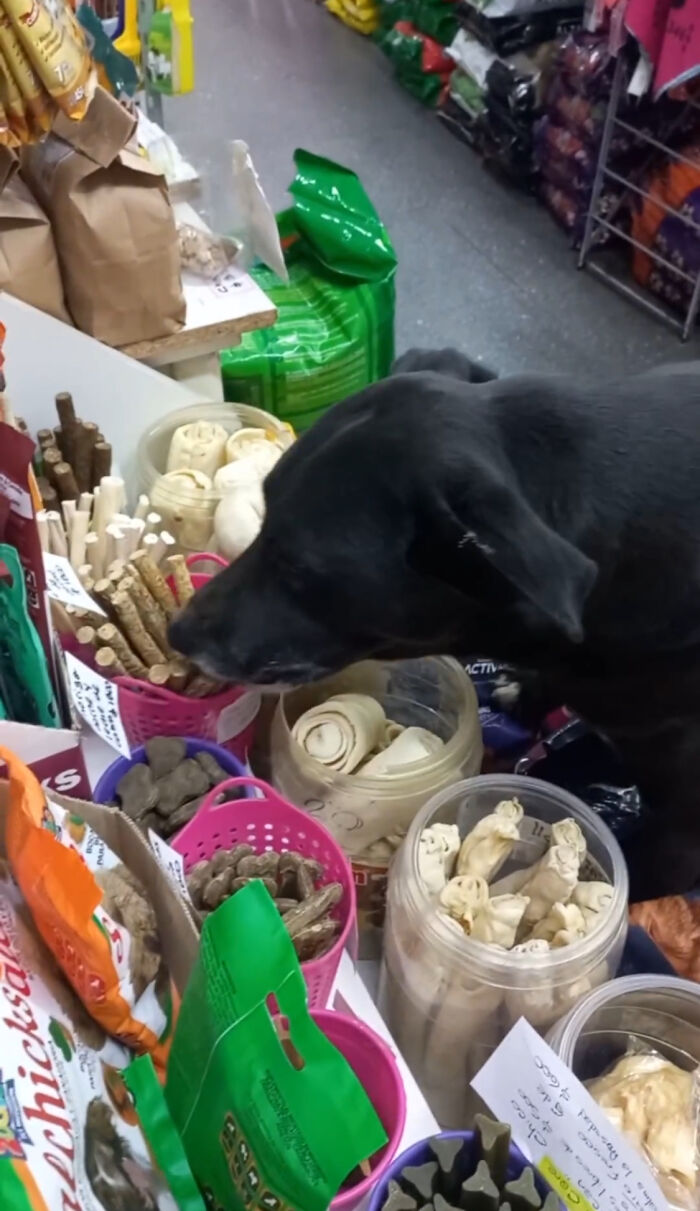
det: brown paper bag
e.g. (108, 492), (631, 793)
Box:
(21, 87), (185, 346)
(0, 145), (71, 323)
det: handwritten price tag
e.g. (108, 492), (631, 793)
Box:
(471, 1018), (667, 1211)
(65, 653), (130, 757)
(148, 830), (192, 904)
(44, 553), (106, 615)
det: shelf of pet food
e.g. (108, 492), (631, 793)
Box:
(80, 727), (439, 1184)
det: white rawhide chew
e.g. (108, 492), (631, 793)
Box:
(571, 880), (614, 932)
(418, 823), (461, 894)
(529, 901), (587, 947)
(439, 874), (489, 931)
(292, 693), (386, 774)
(551, 817), (587, 861)
(167, 421), (228, 479)
(471, 894), (530, 949)
(151, 468), (215, 550)
(456, 800), (523, 882)
(214, 482), (265, 561)
(225, 427), (285, 476)
(361, 726), (444, 774)
(519, 843), (580, 925)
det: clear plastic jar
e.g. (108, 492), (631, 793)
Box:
(548, 976), (700, 1210)
(270, 658), (482, 858)
(136, 402), (294, 553)
(379, 775), (628, 1127)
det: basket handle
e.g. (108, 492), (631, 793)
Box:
(186, 551), (228, 571)
(114, 674), (180, 703)
(199, 775), (293, 816)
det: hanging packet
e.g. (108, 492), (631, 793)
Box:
(221, 148), (397, 431)
(0, 544), (57, 725)
(0, 419), (53, 663)
(159, 880), (388, 1211)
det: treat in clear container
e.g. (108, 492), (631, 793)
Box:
(177, 221), (240, 279)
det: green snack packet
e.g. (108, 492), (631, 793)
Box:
(164, 880), (388, 1211)
(221, 149), (397, 432)
(0, 544), (58, 726)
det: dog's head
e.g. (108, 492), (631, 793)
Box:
(169, 371), (597, 684)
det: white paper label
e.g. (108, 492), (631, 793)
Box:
(65, 653), (130, 757)
(43, 553), (106, 614)
(148, 830), (192, 903)
(216, 690), (261, 743)
(471, 1019), (667, 1211)
(0, 470), (32, 519)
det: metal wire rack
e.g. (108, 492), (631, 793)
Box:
(578, 50), (700, 340)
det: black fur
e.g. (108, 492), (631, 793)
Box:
(170, 350), (700, 898)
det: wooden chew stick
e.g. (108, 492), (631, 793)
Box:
(111, 591), (167, 666)
(126, 563), (171, 650)
(147, 664), (171, 688)
(143, 532), (163, 563)
(105, 523), (127, 566)
(37, 477), (58, 509)
(96, 623), (148, 678)
(168, 554), (195, 606)
(46, 511), (67, 558)
(36, 511), (49, 553)
(131, 549), (178, 617)
(78, 491), (94, 516)
(42, 447), (62, 486)
(95, 646), (126, 677)
(37, 428), (55, 450)
(61, 498), (76, 535)
(54, 462), (79, 502)
(55, 391), (77, 467)
(84, 531), (103, 581)
(69, 509), (90, 570)
(76, 625), (96, 649)
(92, 441), (112, 486)
(77, 563), (93, 585)
(74, 421), (99, 493)
(167, 659), (190, 692)
(50, 601), (74, 636)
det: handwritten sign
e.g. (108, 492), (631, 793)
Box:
(65, 653), (130, 757)
(44, 553), (106, 615)
(148, 830), (192, 904)
(471, 1018), (667, 1211)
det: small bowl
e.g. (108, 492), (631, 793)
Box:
(312, 1011), (406, 1211)
(93, 737), (249, 804)
(366, 1129), (562, 1211)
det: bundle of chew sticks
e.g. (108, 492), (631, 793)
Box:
(53, 549), (223, 698)
(34, 393), (177, 579)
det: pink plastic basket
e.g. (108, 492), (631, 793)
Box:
(171, 776), (357, 1008)
(113, 553), (260, 763)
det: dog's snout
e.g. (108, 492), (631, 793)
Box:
(167, 610), (196, 658)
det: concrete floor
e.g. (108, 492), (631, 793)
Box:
(166, 0), (699, 377)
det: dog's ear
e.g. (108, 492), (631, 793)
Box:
(427, 470), (597, 643)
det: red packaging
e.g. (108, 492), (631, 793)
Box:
(0, 419), (52, 660)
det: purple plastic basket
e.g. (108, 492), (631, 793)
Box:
(366, 1130), (563, 1211)
(93, 737), (249, 803)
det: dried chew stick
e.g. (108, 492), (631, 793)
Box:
(147, 664), (172, 688)
(167, 553), (195, 606)
(95, 646), (127, 677)
(131, 550), (178, 618)
(96, 622), (149, 679)
(92, 441), (112, 486)
(126, 563), (171, 651)
(74, 421), (98, 493)
(111, 591), (167, 667)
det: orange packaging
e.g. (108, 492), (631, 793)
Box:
(3, 746), (176, 1073)
(0, 11), (51, 138)
(3, 0), (94, 120)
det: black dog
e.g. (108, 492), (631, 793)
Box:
(170, 350), (700, 898)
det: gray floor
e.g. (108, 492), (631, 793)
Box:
(166, 0), (699, 377)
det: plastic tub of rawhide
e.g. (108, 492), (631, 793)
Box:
(378, 775), (628, 1127)
(269, 658), (482, 958)
(136, 402), (294, 554)
(548, 975), (700, 1209)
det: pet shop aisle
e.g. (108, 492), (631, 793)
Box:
(166, 0), (697, 375)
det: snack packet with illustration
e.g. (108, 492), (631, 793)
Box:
(162, 880), (388, 1211)
(0, 868), (203, 1211)
(3, 0), (93, 121)
(3, 747), (176, 1072)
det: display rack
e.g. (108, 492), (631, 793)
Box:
(579, 51), (700, 341)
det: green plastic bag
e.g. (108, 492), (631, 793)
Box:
(161, 881), (388, 1211)
(0, 544), (58, 726)
(221, 149), (397, 432)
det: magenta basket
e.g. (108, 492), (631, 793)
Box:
(81, 552), (257, 763)
(171, 776), (357, 1008)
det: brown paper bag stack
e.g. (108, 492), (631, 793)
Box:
(0, 144), (71, 323)
(21, 87), (186, 346)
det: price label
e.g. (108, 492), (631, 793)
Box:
(148, 830), (192, 904)
(65, 653), (130, 757)
(44, 553), (106, 615)
(471, 1018), (667, 1211)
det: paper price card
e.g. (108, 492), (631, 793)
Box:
(44, 552), (106, 615)
(65, 652), (130, 757)
(471, 1018), (668, 1211)
(148, 829), (192, 904)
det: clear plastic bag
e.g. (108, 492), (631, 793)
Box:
(588, 1038), (700, 1208)
(177, 221), (239, 279)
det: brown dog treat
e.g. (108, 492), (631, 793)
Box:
(37, 427), (55, 450)
(282, 884), (343, 938)
(55, 391), (76, 454)
(111, 591), (167, 667)
(237, 852), (280, 880)
(167, 659), (191, 693)
(296, 863), (317, 900)
(167, 553), (195, 606)
(96, 622), (149, 679)
(95, 864), (161, 997)
(231, 875), (278, 897)
(276, 897), (300, 913)
(160, 795), (203, 837)
(132, 549), (178, 618)
(186, 859), (212, 904)
(37, 476), (58, 509)
(155, 759), (210, 817)
(144, 735), (186, 779)
(95, 646), (126, 677)
(292, 917), (339, 962)
(73, 421), (98, 493)
(279, 851), (324, 898)
(75, 624), (96, 648)
(210, 850), (233, 876)
(92, 441), (112, 486)
(147, 664), (172, 688)
(202, 872), (232, 910)
(194, 749), (231, 788)
(42, 446), (63, 485)
(53, 461), (79, 501)
(116, 763), (159, 821)
(126, 565), (171, 650)
(225, 843), (255, 871)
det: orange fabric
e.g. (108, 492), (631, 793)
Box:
(2, 746), (169, 1070)
(631, 146), (700, 287)
(630, 896), (700, 983)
